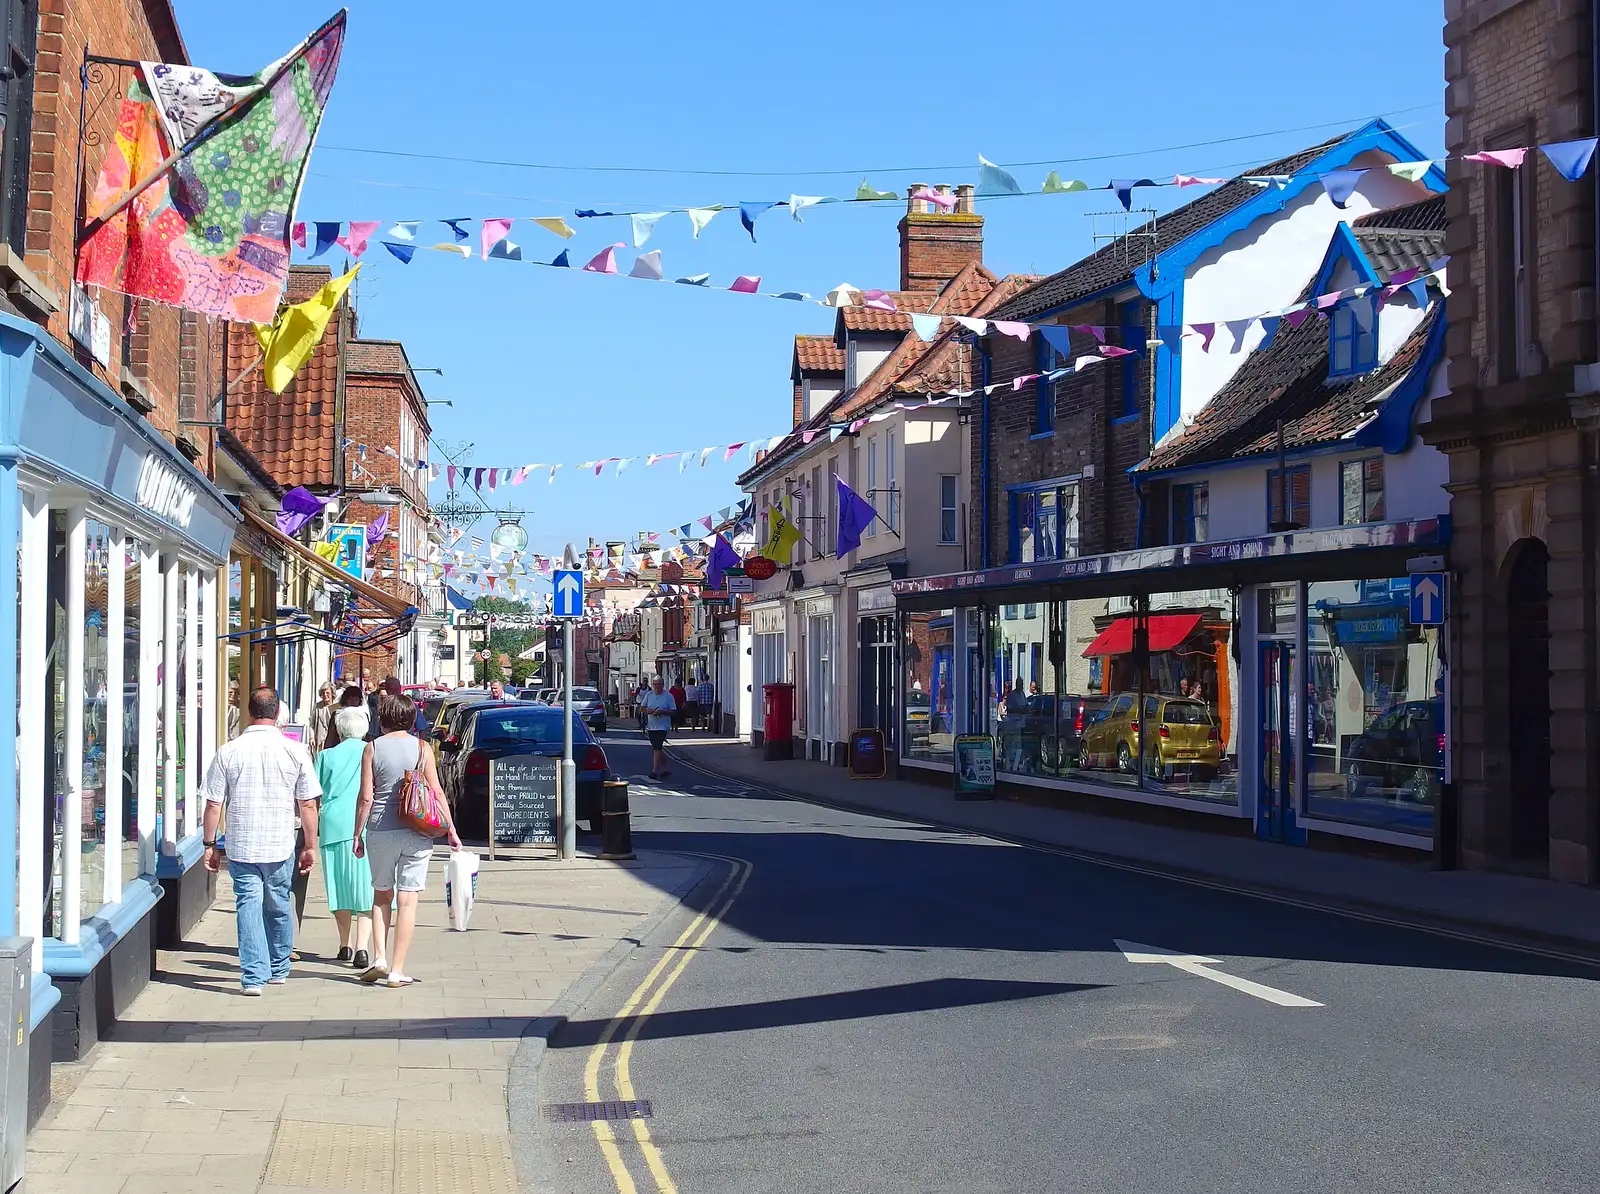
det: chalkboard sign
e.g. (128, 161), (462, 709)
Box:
(953, 735), (996, 799)
(848, 727), (886, 779)
(489, 754), (558, 851)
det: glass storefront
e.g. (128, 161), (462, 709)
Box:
(1305, 578), (1441, 835)
(81, 520), (111, 921)
(903, 608), (954, 763)
(123, 538), (143, 882)
(989, 590), (1239, 804)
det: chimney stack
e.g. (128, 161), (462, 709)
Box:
(899, 182), (984, 293)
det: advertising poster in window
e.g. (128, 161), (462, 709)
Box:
(954, 734), (995, 797)
(327, 525), (366, 581)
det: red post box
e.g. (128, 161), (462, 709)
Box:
(762, 682), (795, 761)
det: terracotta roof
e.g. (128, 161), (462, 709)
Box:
(895, 273), (1043, 395)
(793, 335), (844, 375)
(989, 136), (1350, 322)
(1143, 302), (1441, 472)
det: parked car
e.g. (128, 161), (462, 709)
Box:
(427, 690), (491, 761)
(997, 693), (1110, 774)
(568, 686), (606, 732)
(1077, 692), (1221, 779)
(442, 704), (610, 838)
(1343, 698), (1443, 803)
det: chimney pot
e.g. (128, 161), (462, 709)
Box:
(955, 184), (975, 214)
(907, 183), (929, 216)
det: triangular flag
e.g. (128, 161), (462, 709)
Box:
(909, 313), (942, 341)
(531, 216), (575, 239)
(1038, 325), (1073, 357)
(429, 243), (472, 257)
(1256, 315), (1282, 351)
(311, 222), (340, 258)
(629, 250), (664, 280)
(387, 221), (419, 241)
(686, 206), (723, 237)
(1465, 148), (1528, 168)
(675, 273), (710, 285)
(1041, 172), (1089, 194)
(630, 212), (668, 248)
(254, 265), (360, 394)
(1319, 169), (1365, 209)
(488, 238), (522, 261)
(583, 244), (624, 273)
(729, 275), (760, 293)
(480, 217), (514, 259)
(862, 289), (896, 311)
(909, 186), (958, 211)
(723, 443), (745, 461)
(789, 195), (830, 221)
(977, 155), (1022, 196)
(443, 218), (471, 243)
(1541, 138), (1599, 181)
(382, 241), (415, 264)
(953, 316), (987, 335)
(739, 201), (779, 241)
(1387, 161), (1435, 182)
(1173, 174), (1227, 187)
(292, 222), (307, 248)
(992, 320), (1032, 341)
(822, 283), (860, 307)
(550, 248), (571, 267)
(855, 180), (898, 202)
(1225, 318), (1253, 353)
(1110, 179), (1155, 212)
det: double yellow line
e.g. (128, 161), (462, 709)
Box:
(583, 853), (753, 1194)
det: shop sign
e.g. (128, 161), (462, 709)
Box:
(857, 585), (896, 613)
(136, 454), (198, 529)
(751, 604), (784, 635)
(727, 576), (755, 593)
(744, 556), (778, 580)
(1327, 607), (1406, 646)
(326, 525), (366, 580)
(953, 735), (995, 797)
(848, 727), (887, 779)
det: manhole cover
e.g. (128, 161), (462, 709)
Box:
(543, 1100), (654, 1123)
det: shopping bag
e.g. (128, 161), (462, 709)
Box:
(445, 851), (480, 931)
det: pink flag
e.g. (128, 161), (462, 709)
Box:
(1071, 324), (1109, 341)
(487, 469), (498, 491)
(862, 289), (898, 311)
(481, 218), (514, 259)
(909, 186), (958, 211)
(292, 222), (307, 248)
(336, 220), (382, 257)
(700, 515), (715, 531)
(992, 321), (1032, 341)
(1012, 373), (1040, 391)
(802, 430), (820, 444)
(729, 275), (761, 293)
(1285, 307), (1316, 329)
(447, 465), (457, 490)
(1099, 345), (1135, 358)
(1192, 323), (1217, 352)
(1388, 265), (1421, 287)
(1316, 290), (1342, 310)
(583, 244), (625, 273)
(1174, 174), (1227, 187)
(850, 418), (868, 433)
(724, 442), (745, 460)
(1465, 147), (1528, 168)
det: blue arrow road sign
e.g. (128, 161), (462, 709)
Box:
(1409, 572), (1445, 626)
(553, 570), (584, 618)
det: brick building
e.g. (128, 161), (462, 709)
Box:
(1431, 0), (1600, 882)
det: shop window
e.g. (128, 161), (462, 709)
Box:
(1267, 464), (1310, 530)
(939, 475), (959, 544)
(1010, 481), (1080, 564)
(903, 609), (954, 764)
(81, 519), (111, 921)
(1034, 337), (1055, 435)
(1172, 482), (1209, 544)
(123, 538), (143, 879)
(1305, 578), (1440, 836)
(1329, 297), (1378, 378)
(1489, 156), (1530, 384)
(1339, 457), (1385, 525)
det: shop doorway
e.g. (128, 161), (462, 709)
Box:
(1506, 539), (1551, 865)
(1256, 641), (1304, 844)
(806, 614), (834, 761)
(858, 616), (895, 741)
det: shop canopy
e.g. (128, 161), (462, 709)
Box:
(1082, 613), (1202, 658)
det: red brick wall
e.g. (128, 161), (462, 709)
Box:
(32, 0), (209, 464)
(898, 187), (983, 293)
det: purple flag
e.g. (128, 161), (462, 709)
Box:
(836, 475), (878, 557)
(706, 535), (739, 591)
(275, 486), (327, 537)
(367, 509), (389, 552)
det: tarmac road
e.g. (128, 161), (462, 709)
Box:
(534, 729), (1600, 1194)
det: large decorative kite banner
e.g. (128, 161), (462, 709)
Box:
(76, 10), (346, 325)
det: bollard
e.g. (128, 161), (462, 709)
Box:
(598, 778), (635, 860)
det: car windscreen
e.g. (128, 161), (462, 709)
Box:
(422, 697), (447, 723)
(1160, 701), (1213, 725)
(572, 688), (601, 702)
(470, 710), (586, 748)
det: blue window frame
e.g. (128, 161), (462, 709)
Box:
(1172, 481), (1208, 544)
(1329, 297), (1378, 378)
(1034, 337), (1055, 435)
(1008, 479), (1080, 563)
(1118, 299), (1143, 419)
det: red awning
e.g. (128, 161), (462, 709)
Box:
(1082, 613), (1203, 658)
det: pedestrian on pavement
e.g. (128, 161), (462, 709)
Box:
(636, 682), (650, 731)
(487, 679), (505, 700)
(315, 705), (375, 969)
(641, 675), (677, 781)
(695, 674), (716, 730)
(309, 685), (337, 757)
(669, 679), (687, 729)
(199, 686), (320, 996)
(353, 691), (462, 988)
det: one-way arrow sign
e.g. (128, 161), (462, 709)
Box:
(553, 569), (584, 618)
(1409, 572), (1445, 626)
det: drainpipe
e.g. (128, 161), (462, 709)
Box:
(1133, 475), (1146, 547)
(979, 342), (992, 568)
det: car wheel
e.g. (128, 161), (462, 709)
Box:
(1076, 743), (1092, 771)
(1116, 742), (1133, 774)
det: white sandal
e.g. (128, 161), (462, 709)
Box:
(385, 973), (420, 987)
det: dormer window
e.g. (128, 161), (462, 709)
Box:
(1329, 295), (1378, 378)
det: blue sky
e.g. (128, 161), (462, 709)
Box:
(178, 1), (1444, 585)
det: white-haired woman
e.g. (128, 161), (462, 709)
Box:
(314, 705), (375, 968)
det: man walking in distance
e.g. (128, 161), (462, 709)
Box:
(200, 686), (321, 995)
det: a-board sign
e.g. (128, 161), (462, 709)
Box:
(488, 754), (557, 852)
(848, 727), (886, 779)
(953, 735), (995, 798)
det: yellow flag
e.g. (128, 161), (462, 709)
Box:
(255, 265), (360, 394)
(313, 542), (339, 563)
(763, 500), (803, 563)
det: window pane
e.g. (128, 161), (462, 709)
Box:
(1054, 597), (1136, 788)
(81, 520), (110, 919)
(1192, 484), (1209, 542)
(903, 610), (954, 764)
(1015, 493), (1037, 563)
(1364, 456), (1386, 521)
(995, 602), (1049, 776)
(1341, 462), (1363, 525)
(1306, 578), (1439, 835)
(1061, 486), (1080, 556)
(1138, 588), (1238, 804)
(1036, 489), (1058, 562)
(123, 538), (142, 879)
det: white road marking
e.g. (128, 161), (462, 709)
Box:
(1115, 939), (1324, 1008)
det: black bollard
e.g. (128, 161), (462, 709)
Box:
(599, 778), (635, 860)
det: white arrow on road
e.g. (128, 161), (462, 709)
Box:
(1115, 940), (1323, 1008)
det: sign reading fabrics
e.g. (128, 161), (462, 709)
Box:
(136, 454), (197, 529)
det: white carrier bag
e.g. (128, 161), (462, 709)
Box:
(445, 851), (481, 931)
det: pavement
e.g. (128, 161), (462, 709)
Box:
(664, 731), (1600, 958)
(25, 841), (708, 1194)
(542, 731), (1600, 1194)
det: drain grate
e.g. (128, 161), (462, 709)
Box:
(543, 1100), (654, 1123)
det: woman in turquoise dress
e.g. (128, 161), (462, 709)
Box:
(315, 706), (375, 967)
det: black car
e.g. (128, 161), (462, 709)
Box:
(1343, 698), (1444, 803)
(443, 704), (610, 838)
(997, 693), (1109, 774)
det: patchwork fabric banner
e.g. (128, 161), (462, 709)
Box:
(76, 11), (346, 324)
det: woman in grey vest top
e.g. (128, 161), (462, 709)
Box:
(353, 691), (461, 987)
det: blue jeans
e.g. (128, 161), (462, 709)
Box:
(229, 857), (295, 989)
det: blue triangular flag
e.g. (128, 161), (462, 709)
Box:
(1037, 325), (1074, 359)
(1255, 315), (1282, 352)
(382, 241), (416, 264)
(977, 155), (1022, 196)
(1155, 324), (1185, 353)
(489, 239), (522, 261)
(1540, 137), (1598, 181)
(772, 291), (810, 301)
(1109, 179), (1156, 212)
(739, 201), (780, 241)
(443, 219), (471, 243)
(549, 249), (571, 268)
(575, 209), (615, 219)
(1319, 169), (1365, 209)
(311, 221), (341, 258)
(1406, 278), (1430, 308)
(675, 274), (711, 286)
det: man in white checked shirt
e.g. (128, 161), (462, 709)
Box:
(200, 687), (321, 995)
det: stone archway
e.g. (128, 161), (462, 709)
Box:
(1504, 537), (1551, 867)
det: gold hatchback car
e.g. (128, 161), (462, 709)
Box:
(1077, 693), (1221, 780)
